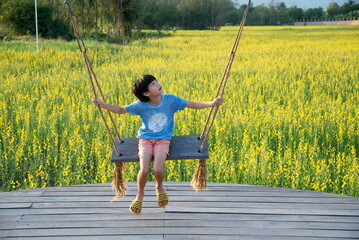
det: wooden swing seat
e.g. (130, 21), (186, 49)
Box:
(111, 135), (209, 163)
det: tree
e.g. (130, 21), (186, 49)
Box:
(2, 0), (38, 35)
(208, 0), (238, 28)
(136, 0), (177, 30)
(304, 7), (324, 20)
(154, 0), (177, 29)
(339, 0), (359, 15)
(238, 2), (254, 24)
(267, 0), (278, 25)
(112, 0), (138, 37)
(277, 2), (290, 25)
(287, 6), (304, 22)
(177, 0), (208, 30)
(250, 5), (270, 25)
(327, 2), (340, 17)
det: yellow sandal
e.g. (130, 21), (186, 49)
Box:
(157, 192), (170, 208)
(129, 199), (143, 215)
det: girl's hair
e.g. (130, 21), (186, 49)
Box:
(132, 75), (156, 102)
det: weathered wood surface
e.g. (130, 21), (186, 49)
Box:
(0, 182), (358, 239)
(111, 135), (209, 162)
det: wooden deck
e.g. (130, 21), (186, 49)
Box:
(0, 182), (358, 239)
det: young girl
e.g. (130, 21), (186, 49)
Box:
(92, 75), (223, 214)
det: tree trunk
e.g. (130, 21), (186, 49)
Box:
(95, 0), (99, 40)
(118, 0), (126, 38)
(87, 0), (91, 35)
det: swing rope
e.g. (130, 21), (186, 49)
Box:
(191, 0), (251, 190)
(64, 0), (128, 199)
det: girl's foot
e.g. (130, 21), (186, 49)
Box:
(156, 187), (169, 207)
(157, 192), (169, 207)
(129, 195), (143, 214)
(129, 199), (142, 214)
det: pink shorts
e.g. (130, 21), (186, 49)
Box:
(138, 139), (171, 156)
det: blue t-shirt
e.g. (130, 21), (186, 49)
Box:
(126, 94), (188, 139)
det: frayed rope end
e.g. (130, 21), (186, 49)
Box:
(191, 159), (208, 191)
(111, 162), (128, 201)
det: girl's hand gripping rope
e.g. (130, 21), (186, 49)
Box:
(212, 97), (224, 107)
(91, 98), (106, 108)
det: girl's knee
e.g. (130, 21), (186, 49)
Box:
(139, 167), (150, 176)
(153, 166), (164, 176)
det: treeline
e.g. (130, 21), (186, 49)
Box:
(0, 0), (358, 41)
(246, 1), (359, 25)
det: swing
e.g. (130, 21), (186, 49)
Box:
(64, 0), (251, 195)
(111, 135), (209, 162)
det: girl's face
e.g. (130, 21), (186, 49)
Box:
(144, 79), (163, 97)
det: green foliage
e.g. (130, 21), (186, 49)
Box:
(327, 2), (340, 17)
(287, 6), (304, 21)
(1, 0), (70, 39)
(303, 8), (324, 20)
(2, 0), (35, 35)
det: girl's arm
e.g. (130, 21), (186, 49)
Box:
(186, 97), (224, 109)
(91, 98), (128, 114)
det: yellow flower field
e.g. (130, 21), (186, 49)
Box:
(0, 26), (358, 196)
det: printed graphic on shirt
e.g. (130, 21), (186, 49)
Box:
(148, 113), (168, 132)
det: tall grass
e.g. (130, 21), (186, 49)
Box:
(0, 26), (358, 196)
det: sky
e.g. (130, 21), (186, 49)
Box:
(250, 0), (354, 9)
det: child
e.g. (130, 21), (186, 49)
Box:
(92, 75), (223, 214)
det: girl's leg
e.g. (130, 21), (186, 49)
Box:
(131, 152), (152, 213)
(137, 152), (152, 200)
(153, 152), (168, 206)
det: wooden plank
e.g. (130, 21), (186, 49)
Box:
(167, 195), (359, 204)
(163, 219), (359, 230)
(5, 227), (359, 238)
(156, 190), (354, 198)
(0, 203), (32, 209)
(3, 207), (356, 217)
(164, 236), (351, 240)
(41, 190), (160, 197)
(0, 216), (22, 222)
(111, 135), (209, 162)
(163, 201), (359, 210)
(29, 201), (359, 210)
(40, 190), (351, 198)
(19, 212), (359, 223)
(1, 182), (359, 239)
(0, 230), (11, 238)
(166, 206), (359, 216)
(1, 195), (358, 205)
(28, 237), (163, 240)
(1, 195), (357, 205)
(4, 221), (358, 233)
(0, 207), (164, 215)
(0, 191), (43, 197)
(39, 237), (164, 240)
(6, 219), (357, 231)
(42, 185), (156, 192)
(0, 220), (165, 230)
(166, 185), (319, 192)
